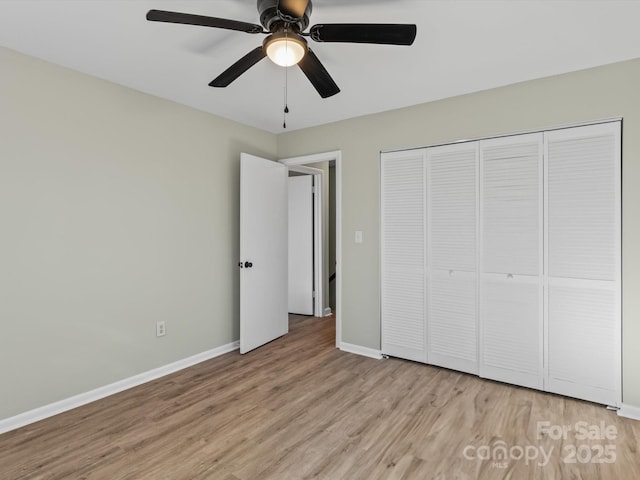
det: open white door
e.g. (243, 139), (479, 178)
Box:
(240, 153), (288, 354)
(288, 175), (314, 315)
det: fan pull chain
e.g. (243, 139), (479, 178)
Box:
(283, 37), (290, 129)
(283, 66), (288, 129)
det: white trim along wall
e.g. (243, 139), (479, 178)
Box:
(0, 342), (239, 435)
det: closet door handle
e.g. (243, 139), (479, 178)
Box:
(244, 261), (253, 269)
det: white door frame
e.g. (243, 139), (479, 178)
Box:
(288, 165), (324, 317)
(280, 151), (342, 348)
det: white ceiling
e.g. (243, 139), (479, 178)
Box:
(1, 0), (640, 133)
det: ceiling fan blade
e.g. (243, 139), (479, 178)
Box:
(209, 47), (267, 87)
(310, 24), (417, 45)
(297, 49), (340, 99)
(146, 9), (264, 34)
(277, 0), (310, 20)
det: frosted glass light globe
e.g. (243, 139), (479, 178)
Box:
(265, 35), (306, 67)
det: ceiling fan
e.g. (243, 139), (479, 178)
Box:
(146, 0), (417, 98)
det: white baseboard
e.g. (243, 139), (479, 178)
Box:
(618, 403), (640, 421)
(0, 340), (239, 435)
(323, 307), (332, 317)
(339, 342), (382, 360)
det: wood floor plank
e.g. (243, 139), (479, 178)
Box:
(1, 314), (638, 479)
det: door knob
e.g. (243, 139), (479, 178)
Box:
(244, 261), (253, 268)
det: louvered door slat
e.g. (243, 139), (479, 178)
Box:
(381, 150), (426, 362)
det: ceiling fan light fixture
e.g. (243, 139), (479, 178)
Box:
(148, 3), (417, 100)
(264, 31), (307, 67)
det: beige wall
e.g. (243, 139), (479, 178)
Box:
(277, 58), (640, 407)
(0, 46), (277, 419)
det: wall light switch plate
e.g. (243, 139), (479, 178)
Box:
(156, 321), (166, 337)
(355, 230), (363, 244)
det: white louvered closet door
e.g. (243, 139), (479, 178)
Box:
(381, 150), (427, 362)
(545, 122), (621, 406)
(480, 133), (544, 389)
(427, 143), (478, 374)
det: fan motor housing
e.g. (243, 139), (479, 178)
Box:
(257, 0), (312, 32)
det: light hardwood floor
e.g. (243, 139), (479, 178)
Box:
(1, 315), (639, 479)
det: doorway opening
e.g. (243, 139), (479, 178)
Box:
(280, 151), (342, 348)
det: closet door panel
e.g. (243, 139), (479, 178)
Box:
(481, 275), (542, 389)
(427, 143), (478, 373)
(381, 150), (426, 362)
(547, 281), (618, 405)
(481, 138), (541, 276)
(429, 270), (477, 374)
(547, 126), (619, 281)
(428, 144), (477, 272)
(545, 122), (621, 406)
(480, 134), (543, 389)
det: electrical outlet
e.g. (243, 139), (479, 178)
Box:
(156, 321), (166, 337)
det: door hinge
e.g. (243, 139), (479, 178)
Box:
(312, 291), (316, 298)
